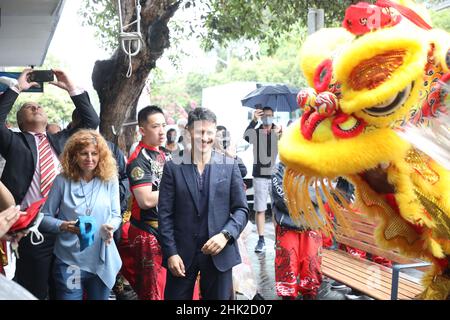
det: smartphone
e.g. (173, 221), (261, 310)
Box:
(28, 70), (54, 83)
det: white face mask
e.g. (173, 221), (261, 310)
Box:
(28, 212), (45, 245)
(262, 116), (273, 126)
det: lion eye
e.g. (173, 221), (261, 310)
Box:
(363, 83), (412, 116)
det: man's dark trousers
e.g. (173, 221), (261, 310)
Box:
(14, 232), (56, 299)
(165, 252), (233, 300)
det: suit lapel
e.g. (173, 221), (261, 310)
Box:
(23, 132), (37, 168)
(180, 164), (200, 215)
(46, 133), (61, 155)
(208, 152), (225, 212)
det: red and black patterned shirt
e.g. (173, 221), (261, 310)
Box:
(127, 142), (170, 224)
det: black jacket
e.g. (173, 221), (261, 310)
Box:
(243, 120), (278, 178)
(106, 141), (129, 215)
(0, 88), (99, 205)
(272, 162), (327, 231)
(271, 162), (305, 231)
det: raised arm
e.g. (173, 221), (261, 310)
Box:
(0, 69), (39, 155)
(51, 69), (99, 132)
(243, 109), (262, 142)
(0, 89), (18, 126)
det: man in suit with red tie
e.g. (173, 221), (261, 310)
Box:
(0, 68), (99, 299)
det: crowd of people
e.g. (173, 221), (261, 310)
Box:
(0, 68), (389, 300)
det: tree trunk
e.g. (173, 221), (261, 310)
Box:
(91, 0), (180, 152)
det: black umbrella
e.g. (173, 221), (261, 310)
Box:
(241, 84), (299, 112)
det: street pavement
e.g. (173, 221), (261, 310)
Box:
(241, 220), (279, 300)
(235, 206), (282, 300)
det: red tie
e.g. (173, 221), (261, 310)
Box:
(36, 133), (56, 198)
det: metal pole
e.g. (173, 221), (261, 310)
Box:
(316, 9), (325, 30)
(307, 8), (325, 35)
(307, 8), (317, 35)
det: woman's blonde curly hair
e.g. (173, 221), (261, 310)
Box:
(60, 129), (117, 182)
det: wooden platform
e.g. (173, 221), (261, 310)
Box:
(322, 249), (424, 300)
(321, 209), (430, 300)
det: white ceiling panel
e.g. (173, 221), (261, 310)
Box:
(0, 0), (66, 67)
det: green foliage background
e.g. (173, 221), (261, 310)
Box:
(78, 0), (449, 121)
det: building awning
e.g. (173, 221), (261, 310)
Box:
(0, 0), (65, 67)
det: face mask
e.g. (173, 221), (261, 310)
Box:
(28, 212), (45, 245)
(262, 116), (273, 126)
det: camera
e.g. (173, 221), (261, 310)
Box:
(27, 70), (54, 83)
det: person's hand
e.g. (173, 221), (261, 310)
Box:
(253, 109), (264, 122)
(273, 125), (282, 137)
(60, 220), (80, 235)
(168, 254), (185, 277)
(3, 230), (28, 244)
(49, 69), (76, 93)
(0, 206), (22, 239)
(11, 230), (28, 242)
(100, 224), (114, 245)
(16, 68), (40, 92)
(201, 233), (228, 256)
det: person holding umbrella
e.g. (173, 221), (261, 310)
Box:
(243, 105), (281, 253)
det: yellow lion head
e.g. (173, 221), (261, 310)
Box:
(279, 0), (450, 279)
(280, 0), (449, 178)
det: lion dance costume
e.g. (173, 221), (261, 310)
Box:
(279, 0), (450, 299)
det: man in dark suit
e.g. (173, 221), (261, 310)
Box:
(158, 107), (249, 300)
(0, 68), (99, 299)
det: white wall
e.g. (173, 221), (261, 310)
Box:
(202, 82), (258, 178)
(202, 82), (296, 178)
(202, 81), (257, 142)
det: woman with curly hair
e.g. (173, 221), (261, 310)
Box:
(40, 129), (122, 300)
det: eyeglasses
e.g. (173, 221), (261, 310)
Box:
(22, 104), (42, 110)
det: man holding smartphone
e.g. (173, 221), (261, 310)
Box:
(243, 105), (281, 253)
(0, 68), (99, 299)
